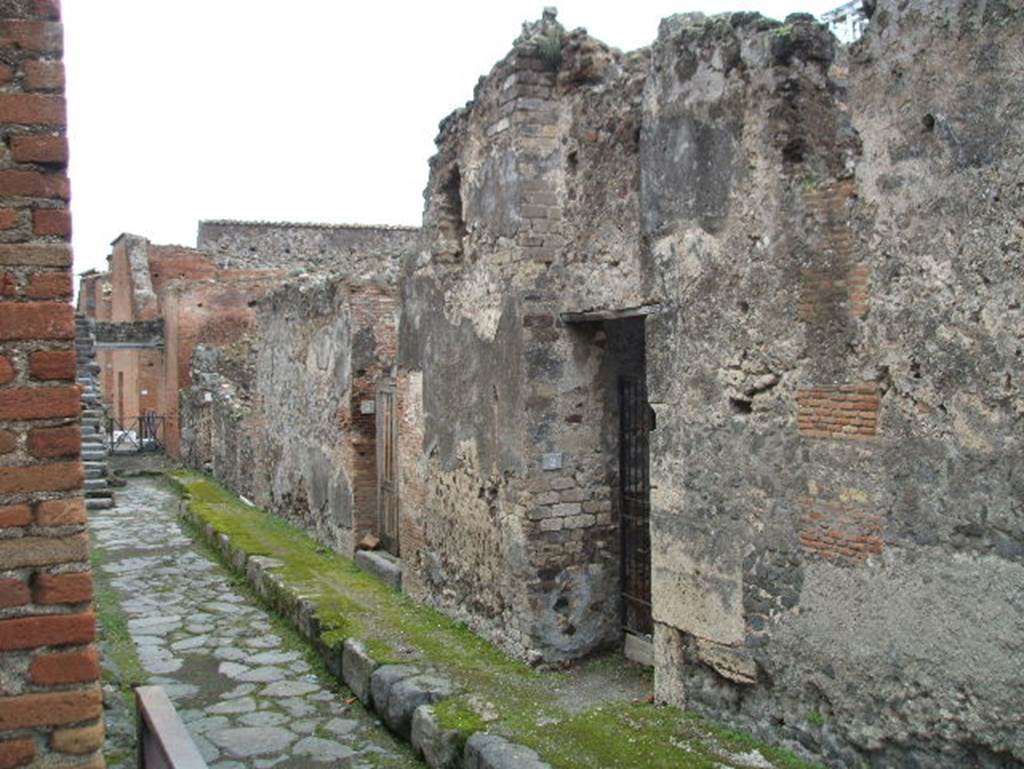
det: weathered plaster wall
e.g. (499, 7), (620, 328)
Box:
(181, 278), (398, 556)
(640, 5), (1023, 769)
(400, 2), (1022, 765)
(399, 12), (654, 663)
(197, 220), (419, 283)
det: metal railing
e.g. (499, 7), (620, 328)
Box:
(108, 414), (166, 454)
(136, 686), (208, 769)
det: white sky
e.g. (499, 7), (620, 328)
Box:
(63, 0), (839, 277)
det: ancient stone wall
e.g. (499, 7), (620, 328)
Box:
(159, 275), (281, 457)
(0, 2), (105, 765)
(181, 277), (399, 556)
(196, 220), (420, 283)
(92, 319), (163, 346)
(399, 2), (1023, 765)
(641, 5), (1023, 768)
(399, 10), (656, 663)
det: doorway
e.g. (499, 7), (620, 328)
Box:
(375, 380), (400, 556)
(619, 372), (653, 638)
(601, 317), (653, 640)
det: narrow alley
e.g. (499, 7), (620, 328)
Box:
(89, 474), (423, 769)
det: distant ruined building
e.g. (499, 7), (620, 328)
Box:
(78, 1), (1024, 767)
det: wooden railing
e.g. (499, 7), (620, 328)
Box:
(136, 686), (208, 769)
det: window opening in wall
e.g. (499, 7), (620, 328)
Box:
(437, 165), (467, 261)
(375, 380), (400, 556)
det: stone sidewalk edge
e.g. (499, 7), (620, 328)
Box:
(174, 491), (552, 769)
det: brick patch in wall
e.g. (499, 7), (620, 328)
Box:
(798, 178), (869, 322)
(847, 264), (869, 319)
(798, 262), (871, 322)
(796, 383), (879, 440)
(799, 488), (883, 563)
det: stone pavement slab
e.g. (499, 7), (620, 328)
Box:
(90, 476), (423, 769)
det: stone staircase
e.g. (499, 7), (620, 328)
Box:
(76, 314), (115, 510)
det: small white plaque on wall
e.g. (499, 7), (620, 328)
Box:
(542, 452), (563, 471)
(360, 400), (376, 415)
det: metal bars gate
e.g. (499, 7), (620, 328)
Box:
(108, 414), (166, 454)
(619, 376), (653, 637)
(375, 382), (400, 556)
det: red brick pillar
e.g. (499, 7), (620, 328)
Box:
(0, 2), (105, 768)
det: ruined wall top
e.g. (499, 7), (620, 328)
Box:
(196, 219), (421, 284)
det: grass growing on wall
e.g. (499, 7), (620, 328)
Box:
(168, 470), (825, 769)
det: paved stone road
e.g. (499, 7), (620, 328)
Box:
(90, 476), (422, 769)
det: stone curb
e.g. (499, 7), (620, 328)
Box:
(176, 495), (552, 769)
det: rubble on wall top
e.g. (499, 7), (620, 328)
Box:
(199, 219), (420, 233)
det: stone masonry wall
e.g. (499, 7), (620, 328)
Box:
(399, 11), (653, 663)
(400, 2), (1023, 766)
(641, 5), (1024, 768)
(0, 2), (105, 767)
(159, 276), (281, 458)
(197, 220), (420, 284)
(181, 278), (399, 557)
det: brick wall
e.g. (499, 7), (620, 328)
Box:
(346, 287), (398, 544)
(160, 276), (280, 457)
(798, 484), (883, 564)
(0, 2), (105, 768)
(795, 384), (879, 440)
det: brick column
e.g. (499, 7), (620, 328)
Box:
(0, 2), (105, 768)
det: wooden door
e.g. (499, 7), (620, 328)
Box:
(375, 382), (400, 556)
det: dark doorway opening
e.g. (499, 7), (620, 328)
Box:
(605, 318), (653, 639)
(375, 381), (400, 556)
(619, 372), (653, 637)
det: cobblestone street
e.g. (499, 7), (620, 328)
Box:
(90, 476), (422, 769)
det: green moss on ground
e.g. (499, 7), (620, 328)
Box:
(90, 546), (148, 715)
(168, 471), (825, 769)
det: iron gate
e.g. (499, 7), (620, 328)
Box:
(109, 414), (166, 454)
(375, 382), (400, 556)
(619, 376), (653, 637)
